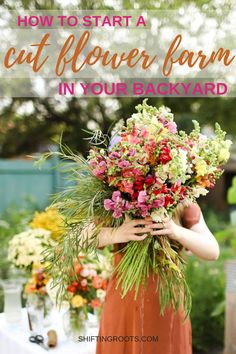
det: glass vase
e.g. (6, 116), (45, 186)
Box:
(0, 279), (22, 324)
(63, 308), (88, 341)
(26, 293), (53, 332)
(88, 308), (102, 328)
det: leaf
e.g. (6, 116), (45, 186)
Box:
(211, 300), (225, 317)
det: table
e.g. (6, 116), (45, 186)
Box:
(0, 309), (98, 354)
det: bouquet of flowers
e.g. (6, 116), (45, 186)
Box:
(55, 253), (111, 340)
(8, 228), (52, 271)
(46, 251), (111, 311)
(24, 264), (53, 324)
(24, 265), (50, 296)
(66, 254), (110, 314)
(37, 100), (231, 317)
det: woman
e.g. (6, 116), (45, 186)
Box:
(96, 202), (219, 354)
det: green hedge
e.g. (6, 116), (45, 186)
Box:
(186, 247), (234, 353)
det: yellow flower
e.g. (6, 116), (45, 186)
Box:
(218, 148), (230, 163)
(32, 263), (43, 270)
(146, 125), (157, 134)
(195, 159), (208, 177)
(30, 207), (64, 240)
(71, 295), (85, 308)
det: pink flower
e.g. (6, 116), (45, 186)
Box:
(122, 169), (134, 178)
(143, 141), (156, 155)
(133, 169), (145, 177)
(129, 136), (142, 145)
(121, 181), (134, 194)
(99, 161), (106, 168)
(113, 209), (123, 218)
(104, 199), (114, 210)
(112, 191), (121, 202)
(124, 201), (131, 210)
(138, 191), (148, 204)
(140, 205), (149, 217)
(140, 128), (148, 138)
(166, 121), (177, 134)
(128, 148), (136, 156)
(118, 160), (131, 168)
(81, 279), (87, 287)
(159, 114), (167, 122)
(88, 159), (97, 167)
(92, 160), (107, 179)
(128, 128), (143, 145)
(153, 197), (165, 208)
(109, 151), (120, 159)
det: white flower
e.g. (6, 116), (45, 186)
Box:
(80, 268), (90, 277)
(158, 105), (172, 117)
(8, 228), (51, 269)
(89, 269), (97, 277)
(111, 119), (125, 137)
(193, 187), (209, 198)
(96, 289), (106, 302)
(86, 263), (97, 270)
(151, 208), (169, 222)
(178, 149), (188, 172)
(101, 270), (109, 279)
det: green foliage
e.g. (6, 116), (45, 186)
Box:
(0, 204), (36, 312)
(1, 96), (236, 158)
(0, 204), (35, 276)
(215, 227), (236, 254)
(186, 247), (234, 353)
(0, 1), (235, 158)
(185, 208), (232, 352)
(199, 203), (229, 234)
(2, 0), (235, 11)
(36, 144), (119, 306)
(116, 236), (192, 318)
(227, 176), (236, 205)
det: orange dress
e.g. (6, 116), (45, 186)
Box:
(96, 204), (201, 354)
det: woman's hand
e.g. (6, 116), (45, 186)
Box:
(149, 215), (220, 260)
(149, 218), (181, 241)
(99, 210), (220, 260)
(97, 216), (153, 248)
(113, 215), (153, 243)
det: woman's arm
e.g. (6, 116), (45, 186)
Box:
(149, 213), (220, 261)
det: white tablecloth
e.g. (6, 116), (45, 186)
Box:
(0, 309), (98, 354)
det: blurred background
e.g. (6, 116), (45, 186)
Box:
(1, 0), (236, 354)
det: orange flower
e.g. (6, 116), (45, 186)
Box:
(25, 283), (36, 294)
(92, 276), (103, 289)
(67, 285), (77, 293)
(91, 298), (101, 309)
(75, 265), (82, 275)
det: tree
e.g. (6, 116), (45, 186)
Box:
(0, 0), (235, 157)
